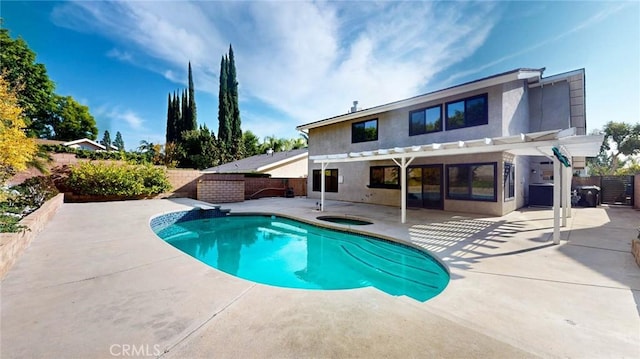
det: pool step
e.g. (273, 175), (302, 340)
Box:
(194, 204), (231, 216)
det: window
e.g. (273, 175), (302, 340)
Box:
(312, 169), (338, 192)
(370, 166), (400, 189)
(445, 94), (488, 130)
(352, 119), (378, 143)
(504, 162), (515, 200)
(446, 163), (496, 201)
(409, 105), (442, 136)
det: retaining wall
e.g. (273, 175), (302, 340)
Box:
(0, 193), (64, 279)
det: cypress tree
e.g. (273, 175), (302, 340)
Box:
(217, 55), (231, 146)
(181, 89), (188, 138)
(172, 91), (181, 140)
(187, 62), (197, 131)
(227, 45), (242, 145)
(166, 93), (175, 143)
(114, 131), (125, 151)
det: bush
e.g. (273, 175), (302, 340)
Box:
(0, 176), (59, 233)
(65, 162), (171, 196)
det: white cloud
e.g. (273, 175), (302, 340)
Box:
(51, 0), (500, 137)
(106, 48), (133, 63)
(94, 105), (145, 131)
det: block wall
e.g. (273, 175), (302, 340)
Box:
(197, 174), (245, 203)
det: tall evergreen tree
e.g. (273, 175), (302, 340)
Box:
(166, 93), (175, 143)
(100, 130), (111, 150)
(172, 91), (181, 140)
(217, 55), (231, 146)
(114, 131), (125, 151)
(227, 45), (241, 142)
(181, 89), (188, 139)
(187, 62), (197, 131)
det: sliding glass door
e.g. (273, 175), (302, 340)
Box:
(407, 165), (443, 209)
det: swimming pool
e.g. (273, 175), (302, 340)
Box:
(151, 210), (449, 302)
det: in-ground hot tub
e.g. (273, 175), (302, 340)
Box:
(316, 216), (373, 226)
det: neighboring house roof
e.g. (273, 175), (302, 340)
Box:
(63, 138), (107, 150)
(203, 149), (308, 173)
(297, 68), (546, 131)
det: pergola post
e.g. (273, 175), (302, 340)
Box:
(553, 158), (561, 244)
(562, 164), (570, 226)
(320, 162), (329, 212)
(393, 156), (415, 224)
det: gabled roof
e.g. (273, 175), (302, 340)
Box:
(296, 68), (545, 131)
(63, 138), (106, 150)
(203, 148), (308, 173)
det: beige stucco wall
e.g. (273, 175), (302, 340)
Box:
(266, 157), (308, 178)
(308, 152), (520, 216)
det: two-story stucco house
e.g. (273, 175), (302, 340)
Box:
(297, 68), (602, 221)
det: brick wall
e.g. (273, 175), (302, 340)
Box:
(164, 169), (201, 198)
(197, 174), (245, 203)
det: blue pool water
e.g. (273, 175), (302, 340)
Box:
(152, 213), (449, 301)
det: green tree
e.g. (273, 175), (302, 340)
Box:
(113, 131), (125, 151)
(165, 93), (176, 143)
(180, 125), (220, 169)
(50, 95), (98, 140)
(0, 28), (55, 137)
(217, 55), (231, 146)
(242, 130), (260, 157)
(100, 130), (111, 150)
(588, 121), (640, 175)
(187, 61), (197, 131)
(227, 46), (243, 160)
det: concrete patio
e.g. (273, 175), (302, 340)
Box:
(1, 197), (638, 358)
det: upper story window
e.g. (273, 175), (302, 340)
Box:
(445, 94), (488, 130)
(352, 119), (378, 143)
(409, 105), (442, 136)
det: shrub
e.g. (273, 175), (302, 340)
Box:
(0, 176), (59, 233)
(65, 162), (171, 196)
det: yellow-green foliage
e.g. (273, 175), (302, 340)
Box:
(66, 162), (171, 196)
(0, 75), (37, 181)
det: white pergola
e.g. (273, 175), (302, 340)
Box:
(310, 128), (604, 244)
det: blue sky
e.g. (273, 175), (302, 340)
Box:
(2, 1), (638, 150)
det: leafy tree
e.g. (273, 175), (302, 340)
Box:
(50, 95), (98, 140)
(243, 130), (261, 157)
(0, 75), (37, 183)
(100, 130), (112, 150)
(113, 131), (125, 151)
(588, 121), (640, 175)
(180, 125), (220, 169)
(0, 28), (55, 138)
